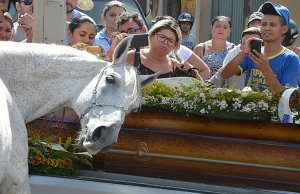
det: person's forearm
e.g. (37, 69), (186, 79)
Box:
(187, 54), (210, 80)
(198, 65), (210, 81)
(194, 71), (203, 81)
(263, 68), (285, 90)
(209, 68), (223, 85)
(106, 44), (119, 62)
(221, 51), (247, 79)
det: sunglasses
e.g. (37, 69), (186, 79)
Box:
(21, 0), (33, 5)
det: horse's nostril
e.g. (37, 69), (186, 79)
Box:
(92, 126), (106, 142)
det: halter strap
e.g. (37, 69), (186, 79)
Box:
(79, 66), (127, 120)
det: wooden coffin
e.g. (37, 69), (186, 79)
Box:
(95, 110), (300, 192)
(28, 109), (300, 192)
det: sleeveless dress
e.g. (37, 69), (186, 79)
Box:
(202, 43), (235, 78)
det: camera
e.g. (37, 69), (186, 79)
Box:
(129, 33), (149, 49)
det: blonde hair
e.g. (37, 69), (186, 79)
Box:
(4, 12), (13, 29)
(148, 19), (182, 53)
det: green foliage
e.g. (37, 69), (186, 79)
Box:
(28, 129), (92, 177)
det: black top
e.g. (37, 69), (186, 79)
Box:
(137, 64), (172, 78)
(134, 49), (172, 79)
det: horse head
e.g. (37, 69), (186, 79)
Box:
(77, 36), (159, 154)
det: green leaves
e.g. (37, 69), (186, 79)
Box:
(28, 134), (92, 177)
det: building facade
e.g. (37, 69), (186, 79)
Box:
(149, 0), (300, 47)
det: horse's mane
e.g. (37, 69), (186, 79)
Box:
(0, 42), (107, 80)
(123, 65), (141, 108)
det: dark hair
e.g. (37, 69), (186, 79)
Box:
(154, 15), (176, 23)
(211, 16), (232, 28)
(242, 26), (261, 38)
(117, 12), (144, 28)
(18, 0), (32, 4)
(69, 15), (97, 34)
(102, 0), (126, 16)
(278, 17), (286, 26)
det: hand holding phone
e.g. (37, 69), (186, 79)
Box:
(250, 39), (262, 57)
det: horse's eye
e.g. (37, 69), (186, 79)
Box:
(106, 75), (115, 84)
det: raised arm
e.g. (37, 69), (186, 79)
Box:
(126, 50), (135, 65)
(221, 38), (254, 79)
(221, 51), (246, 79)
(186, 52), (210, 81)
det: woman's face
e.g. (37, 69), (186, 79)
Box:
(150, 29), (178, 54)
(103, 6), (125, 31)
(0, 19), (13, 41)
(211, 19), (231, 40)
(68, 22), (97, 46)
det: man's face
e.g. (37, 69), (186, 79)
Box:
(248, 19), (261, 28)
(17, 0), (34, 15)
(118, 20), (144, 34)
(261, 15), (287, 43)
(0, 0), (8, 21)
(180, 21), (192, 33)
(66, 0), (78, 14)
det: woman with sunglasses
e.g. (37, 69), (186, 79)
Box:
(126, 19), (202, 80)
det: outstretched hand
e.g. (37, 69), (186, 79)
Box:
(249, 50), (270, 74)
(179, 60), (203, 81)
(72, 42), (88, 50)
(18, 13), (33, 29)
(110, 32), (128, 48)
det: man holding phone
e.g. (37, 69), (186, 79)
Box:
(221, 2), (299, 91)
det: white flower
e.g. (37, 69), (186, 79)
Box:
(242, 106), (251, 113)
(200, 108), (206, 114)
(241, 87), (253, 97)
(218, 100), (228, 110)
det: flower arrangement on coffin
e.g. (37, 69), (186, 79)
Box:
(142, 78), (300, 121)
(27, 129), (92, 176)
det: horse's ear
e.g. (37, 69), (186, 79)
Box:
(112, 36), (133, 65)
(139, 72), (160, 88)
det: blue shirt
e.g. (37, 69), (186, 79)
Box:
(239, 47), (300, 91)
(93, 28), (111, 54)
(67, 10), (85, 45)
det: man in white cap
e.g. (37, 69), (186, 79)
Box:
(221, 2), (299, 91)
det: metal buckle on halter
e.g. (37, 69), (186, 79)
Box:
(92, 90), (97, 104)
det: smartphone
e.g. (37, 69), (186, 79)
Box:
(129, 33), (149, 48)
(250, 39), (262, 57)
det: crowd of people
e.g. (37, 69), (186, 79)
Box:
(0, 0), (299, 91)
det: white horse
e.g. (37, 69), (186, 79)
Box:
(0, 37), (159, 194)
